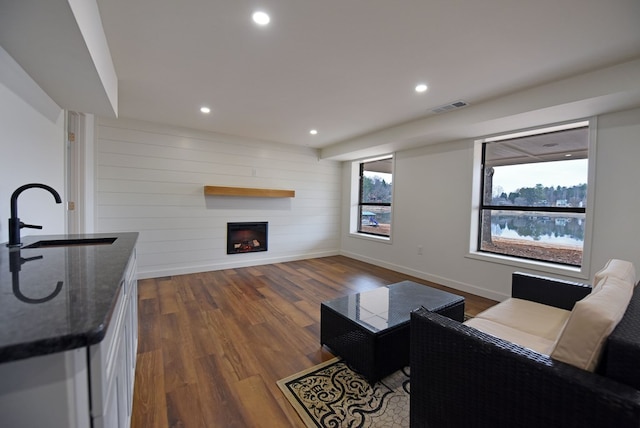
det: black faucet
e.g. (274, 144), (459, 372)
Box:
(8, 183), (62, 248)
(10, 250), (64, 303)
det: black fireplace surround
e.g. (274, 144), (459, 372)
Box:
(227, 222), (268, 254)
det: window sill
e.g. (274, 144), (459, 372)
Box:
(465, 251), (589, 281)
(349, 232), (392, 244)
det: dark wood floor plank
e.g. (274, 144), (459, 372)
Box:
(188, 278), (220, 311)
(181, 301), (219, 358)
(131, 255), (498, 427)
(137, 294), (163, 354)
(165, 383), (207, 428)
(131, 349), (168, 428)
(157, 279), (181, 315)
(257, 286), (316, 328)
(232, 374), (298, 427)
(161, 334), (199, 394)
(193, 354), (250, 427)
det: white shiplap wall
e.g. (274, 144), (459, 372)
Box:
(96, 117), (342, 279)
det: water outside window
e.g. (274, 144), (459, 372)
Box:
(479, 122), (589, 266)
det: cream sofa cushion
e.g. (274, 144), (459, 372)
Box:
(594, 259), (636, 289)
(464, 317), (556, 355)
(473, 298), (571, 342)
(551, 276), (633, 371)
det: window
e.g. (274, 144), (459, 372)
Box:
(356, 156), (393, 238)
(478, 121), (590, 266)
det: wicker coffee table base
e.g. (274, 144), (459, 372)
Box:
(320, 281), (464, 383)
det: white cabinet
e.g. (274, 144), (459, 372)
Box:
(90, 249), (138, 428)
(0, 248), (138, 428)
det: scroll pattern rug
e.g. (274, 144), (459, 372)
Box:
(277, 358), (410, 428)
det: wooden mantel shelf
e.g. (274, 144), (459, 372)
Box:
(204, 186), (295, 198)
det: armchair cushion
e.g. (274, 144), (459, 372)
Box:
(551, 276), (633, 371)
(470, 298), (571, 341)
(464, 317), (557, 354)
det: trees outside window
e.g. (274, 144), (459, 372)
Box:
(358, 156), (393, 237)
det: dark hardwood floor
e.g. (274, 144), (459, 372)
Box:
(131, 255), (497, 427)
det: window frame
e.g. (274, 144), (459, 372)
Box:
(350, 154), (394, 242)
(467, 119), (597, 279)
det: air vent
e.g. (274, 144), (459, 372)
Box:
(432, 100), (469, 114)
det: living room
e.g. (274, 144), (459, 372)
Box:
(1, 1), (640, 426)
(1, 1), (639, 301)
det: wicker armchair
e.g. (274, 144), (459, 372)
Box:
(410, 273), (640, 428)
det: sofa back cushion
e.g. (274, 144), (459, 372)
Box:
(551, 276), (633, 371)
(593, 259), (636, 291)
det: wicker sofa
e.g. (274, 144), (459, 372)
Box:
(410, 260), (640, 428)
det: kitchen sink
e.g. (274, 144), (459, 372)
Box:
(23, 237), (117, 249)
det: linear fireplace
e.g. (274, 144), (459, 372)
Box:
(227, 222), (268, 254)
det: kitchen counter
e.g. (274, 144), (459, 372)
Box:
(0, 232), (138, 364)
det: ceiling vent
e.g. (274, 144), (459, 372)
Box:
(432, 100), (469, 114)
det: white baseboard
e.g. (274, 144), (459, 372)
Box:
(136, 250), (340, 280)
(339, 250), (508, 302)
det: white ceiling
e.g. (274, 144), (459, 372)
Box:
(92, 1), (640, 155)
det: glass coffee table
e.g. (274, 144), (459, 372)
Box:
(320, 280), (464, 383)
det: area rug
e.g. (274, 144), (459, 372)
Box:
(277, 358), (410, 427)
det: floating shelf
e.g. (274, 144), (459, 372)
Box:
(204, 186), (295, 198)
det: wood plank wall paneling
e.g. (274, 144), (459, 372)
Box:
(131, 256), (498, 427)
(95, 118), (342, 278)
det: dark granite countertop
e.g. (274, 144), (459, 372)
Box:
(0, 232), (138, 363)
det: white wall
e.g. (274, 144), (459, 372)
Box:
(96, 118), (342, 278)
(0, 46), (65, 244)
(590, 108), (640, 268)
(341, 107), (640, 301)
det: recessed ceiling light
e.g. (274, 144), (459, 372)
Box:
(415, 83), (428, 93)
(200, 107), (211, 114)
(252, 11), (270, 25)
(310, 129), (318, 135)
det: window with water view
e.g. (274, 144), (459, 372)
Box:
(479, 121), (589, 266)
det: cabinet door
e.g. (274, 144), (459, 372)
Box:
(91, 248), (138, 428)
(89, 286), (126, 418)
(93, 366), (118, 428)
(123, 306), (133, 420)
(124, 251), (138, 422)
(116, 332), (128, 428)
(127, 253), (139, 363)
